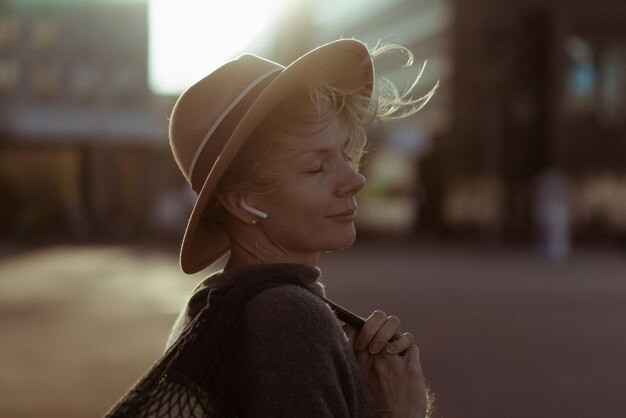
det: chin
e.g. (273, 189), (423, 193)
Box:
(322, 230), (357, 253)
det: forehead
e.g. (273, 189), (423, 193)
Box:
(277, 115), (348, 154)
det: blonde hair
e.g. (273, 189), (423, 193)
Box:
(202, 43), (438, 231)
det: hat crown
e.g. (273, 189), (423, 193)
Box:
(169, 54), (284, 192)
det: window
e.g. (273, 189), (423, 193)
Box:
(0, 58), (19, 96)
(598, 44), (625, 124)
(32, 63), (62, 99)
(0, 16), (20, 52)
(565, 34), (626, 124)
(70, 62), (101, 103)
(565, 35), (597, 115)
(30, 18), (60, 52)
(106, 65), (143, 103)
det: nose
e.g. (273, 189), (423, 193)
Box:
(337, 166), (366, 197)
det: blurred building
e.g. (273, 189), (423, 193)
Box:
(0, 0), (184, 243)
(267, 0), (626, 243)
(451, 0), (626, 242)
(1, 0), (625, 246)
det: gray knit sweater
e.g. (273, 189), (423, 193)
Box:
(167, 263), (378, 418)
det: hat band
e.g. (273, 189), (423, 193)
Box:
(187, 66), (283, 181)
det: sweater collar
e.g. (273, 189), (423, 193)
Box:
(204, 263), (322, 289)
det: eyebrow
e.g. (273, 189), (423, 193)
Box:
(300, 148), (335, 156)
(300, 138), (350, 155)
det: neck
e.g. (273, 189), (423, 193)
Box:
(225, 229), (320, 270)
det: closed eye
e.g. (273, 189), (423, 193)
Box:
(307, 165), (325, 174)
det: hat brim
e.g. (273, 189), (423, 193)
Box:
(180, 39), (373, 274)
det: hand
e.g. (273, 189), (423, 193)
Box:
(344, 311), (431, 418)
(349, 310), (414, 355)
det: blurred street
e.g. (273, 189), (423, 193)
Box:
(0, 242), (624, 418)
(2, 0), (626, 417)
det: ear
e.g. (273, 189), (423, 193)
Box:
(217, 191), (251, 224)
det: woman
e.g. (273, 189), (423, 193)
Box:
(107, 39), (435, 418)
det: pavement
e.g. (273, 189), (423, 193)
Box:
(0, 242), (625, 418)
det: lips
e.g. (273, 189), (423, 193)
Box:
(328, 208), (356, 219)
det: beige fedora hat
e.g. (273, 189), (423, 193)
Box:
(170, 39), (373, 274)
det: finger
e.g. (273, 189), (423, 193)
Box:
(385, 332), (415, 355)
(368, 315), (401, 354)
(354, 345), (373, 367)
(405, 345), (424, 375)
(355, 310), (387, 351)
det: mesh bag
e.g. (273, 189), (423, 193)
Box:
(104, 272), (306, 418)
(104, 268), (363, 418)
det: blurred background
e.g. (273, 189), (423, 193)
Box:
(0, 0), (625, 417)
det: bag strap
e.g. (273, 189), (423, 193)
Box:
(239, 270), (366, 330)
(208, 269), (365, 330)
(321, 295), (365, 330)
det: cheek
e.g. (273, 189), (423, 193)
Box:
(278, 179), (329, 209)
(264, 183), (331, 227)
(278, 193), (326, 223)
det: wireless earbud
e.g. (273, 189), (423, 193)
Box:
(238, 197), (268, 219)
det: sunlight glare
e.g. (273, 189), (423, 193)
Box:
(149, 0), (281, 95)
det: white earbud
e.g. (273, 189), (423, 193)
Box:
(238, 197), (268, 219)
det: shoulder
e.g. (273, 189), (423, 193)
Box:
(235, 282), (376, 417)
(239, 283), (348, 383)
(243, 282), (339, 340)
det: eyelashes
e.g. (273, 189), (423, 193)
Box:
(307, 165), (325, 174)
(303, 150), (353, 174)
